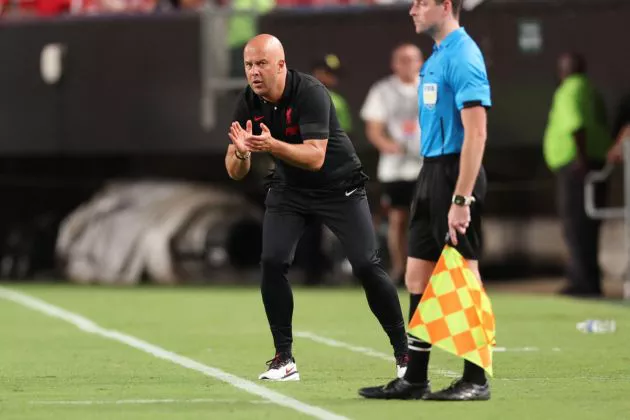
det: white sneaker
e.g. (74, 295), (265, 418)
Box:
(258, 354), (300, 381)
(396, 353), (409, 379)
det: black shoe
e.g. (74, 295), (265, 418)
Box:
(425, 378), (490, 401)
(358, 378), (431, 400)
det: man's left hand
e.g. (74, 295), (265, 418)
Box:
(245, 123), (277, 153)
(448, 204), (471, 246)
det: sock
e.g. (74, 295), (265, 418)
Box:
(403, 294), (431, 383)
(462, 360), (487, 385)
(409, 293), (422, 323)
(404, 333), (431, 383)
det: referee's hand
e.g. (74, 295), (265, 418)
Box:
(447, 204), (471, 246)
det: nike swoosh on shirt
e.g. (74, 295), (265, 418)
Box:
(254, 116), (264, 121)
(345, 188), (358, 197)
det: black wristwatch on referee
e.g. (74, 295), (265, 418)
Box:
(452, 195), (476, 206)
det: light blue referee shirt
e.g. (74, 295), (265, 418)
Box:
(419, 28), (492, 158)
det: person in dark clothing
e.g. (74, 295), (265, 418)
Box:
(225, 34), (408, 382)
(543, 53), (612, 297)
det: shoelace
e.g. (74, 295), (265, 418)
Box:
(444, 379), (464, 391)
(265, 354), (288, 369)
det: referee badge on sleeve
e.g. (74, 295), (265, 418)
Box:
(423, 83), (438, 110)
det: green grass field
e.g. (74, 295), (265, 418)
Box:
(1, 284), (629, 420)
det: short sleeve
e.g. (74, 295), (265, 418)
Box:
(447, 49), (492, 111)
(232, 90), (251, 127)
(360, 83), (387, 122)
(298, 86), (330, 139)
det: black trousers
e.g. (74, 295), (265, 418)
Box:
(557, 161), (607, 294)
(261, 186), (407, 355)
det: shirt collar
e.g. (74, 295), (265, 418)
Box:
(279, 70), (294, 106)
(433, 27), (466, 52)
(258, 70), (293, 106)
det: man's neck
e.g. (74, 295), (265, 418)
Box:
(397, 75), (418, 86)
(433, 20), (460, 46)
(262, 71), (288, 103)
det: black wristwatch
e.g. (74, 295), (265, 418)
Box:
(452, 195), (475, 206)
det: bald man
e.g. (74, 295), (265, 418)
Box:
(361, 43), (424, 286)
(226, 34), (409, 381)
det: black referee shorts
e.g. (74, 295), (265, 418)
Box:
(408, 153), (487, 262)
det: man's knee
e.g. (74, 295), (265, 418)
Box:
(349, 252), (381, 280)
(260, 254), (291, 276)
(404, 257), (435, 294)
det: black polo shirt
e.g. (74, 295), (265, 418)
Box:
(232, 69), (365, 190)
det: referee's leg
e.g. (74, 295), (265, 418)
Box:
(260, 189), (306, 356)
(407, 161), (490, 401)
(318, 188), (408, 360)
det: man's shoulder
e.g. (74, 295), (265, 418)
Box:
(451, 35), (483, 59)
(445, 35), (487, 77)
(558, 75), (589, 96)
(291, 70), (326, 92)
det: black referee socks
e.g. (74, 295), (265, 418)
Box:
(404, 294), (432, 384)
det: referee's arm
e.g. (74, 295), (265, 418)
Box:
(456, 105), (487, 196)
(449, 53), (492, 197)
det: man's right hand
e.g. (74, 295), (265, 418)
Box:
(229, 120), (252, 155)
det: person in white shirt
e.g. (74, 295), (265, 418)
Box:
(360, 43), (424, 284)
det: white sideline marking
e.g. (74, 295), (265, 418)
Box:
(295, 331), (459, 378)
(0, 287), (349, 420)
(30, 398), (272, 406)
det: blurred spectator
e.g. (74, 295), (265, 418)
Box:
(166, 0), (206, 8)
(360, 43), (423, 284)
(0, 0), (162, 17)
(608, 92), (630, 163)
(543, 52), (612, 297)
(0, 0), (70, 17)
(76, 0), (157, 14)
(311, 54), (352, 133)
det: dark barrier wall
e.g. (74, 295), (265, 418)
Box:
(0, 12), (206, 153)
(1, 1), (629, 155)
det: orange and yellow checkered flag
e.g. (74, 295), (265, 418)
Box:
(408, 245), (496, 376)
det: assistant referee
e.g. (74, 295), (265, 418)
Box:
(359, 0), (492, 401)
(226, 34), (408, 382)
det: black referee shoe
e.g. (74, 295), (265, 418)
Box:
(358, 378), (431, 400)
(425, 378), (490, 401)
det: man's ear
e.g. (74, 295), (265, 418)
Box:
(278, 59), (286, 73)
